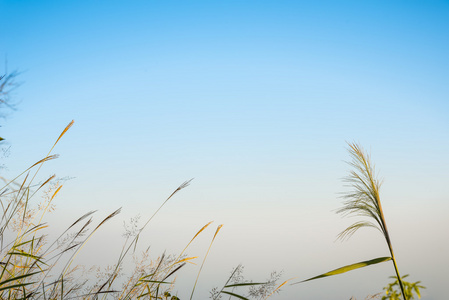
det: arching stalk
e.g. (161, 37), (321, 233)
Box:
(337, 143), (407, 300)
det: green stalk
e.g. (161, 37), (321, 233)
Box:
(375, 176), (407, 300)
(384, 231), (406, 300)
(337, 143), (408, 300)
(190, 225), (223, 300)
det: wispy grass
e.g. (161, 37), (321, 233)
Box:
(210, 264), (288, 300)
(293, 143), (408, 300)
(0, 120), (76, 298)
(0, 120), (199, 299)
(190, 224), (222, 300)
(3, 117), (411, 299)
(338, 143), (407, 299)
(1, 120), (281, 299)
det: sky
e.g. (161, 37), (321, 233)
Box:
(1, 0), (448, 299)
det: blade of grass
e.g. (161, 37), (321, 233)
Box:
(0, 282), (35, 292)
(161, 222), (212, 279)
(61, 208), (121, 278)
(32, 213), (97, 293)
(0, 271), (41, 287)
(162, 262), (186, 281)
(7, 250), (47, 266)
(220, 290), (250, 300)
(100, 180), (193, 295)
(224, 283), (267, 288)
(292, 256), (392, 284)
(212, 264), (241, 300)
(264, 278), (293, 300)
(190, 224), (223, 300)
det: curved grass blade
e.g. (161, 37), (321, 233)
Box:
(0, 282), (35, 292)
(54, 120), (74, 146)
(27, 156), (60, 170)
(7, 250), (47, 266)
(137, 280), (172, 284)
(163, 262), (186, 281)
(0, 271), (41, 287)
(211, 264), (241, 300)
(190, 224), (223, 300)
(224, 283), (267, 288)
(264, 279), (293, 300)
(102, 179), (193, 295)
(64, 290), (120, 299)
(220, 290), (250, 300)
(292, 256), (391, 285)
(161, 222), (212, 280)
(175, 256), (197, 265)
(61, 208), (121, 277)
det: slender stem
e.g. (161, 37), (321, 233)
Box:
(387, 243), (407, 300)
(380, 211), (406, 300)
(352, 143), (407, 300)
(381, 212), (407, 300)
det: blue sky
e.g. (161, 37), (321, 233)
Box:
(1, 1), (448, 299)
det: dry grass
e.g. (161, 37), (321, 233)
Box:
(0, 120), (281, 300)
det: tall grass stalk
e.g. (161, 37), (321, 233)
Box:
(292, 143), (407, 300)
(1, 118), (230, 298)
(190, 224), (223, 300)
(337, 143), (406, 299)
(96, 179), (193, 298)
(0, 120), (75, 298)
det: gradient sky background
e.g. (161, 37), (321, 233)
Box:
(1, 1), (448, 299)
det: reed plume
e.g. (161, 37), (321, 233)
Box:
(337, 143), (407, 300)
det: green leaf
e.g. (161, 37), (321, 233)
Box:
(7, 251), (47, 266)
(220, 291), (250, 300)
(11, 240), (35, 249)
(224, 282), (267, 288)
(292, 256), (392, 284)
(137, 280), (172, 284)
(0, 282), (35, 292)
(0, 271), (41, 287)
